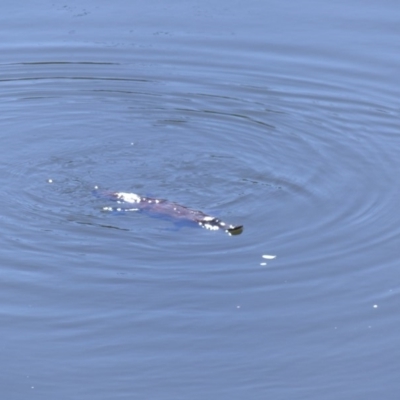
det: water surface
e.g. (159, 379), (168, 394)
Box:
(1, 1), (399, 399)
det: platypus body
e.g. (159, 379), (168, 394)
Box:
(97, 190), (243, 235)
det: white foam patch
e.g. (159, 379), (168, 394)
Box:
(202, 216), (214, 222)
(262, 255), (277, 260)
(203, 223), (219, 231)
(115, 192), (141, 203)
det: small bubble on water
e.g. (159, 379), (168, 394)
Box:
(262, 254), (276, 259)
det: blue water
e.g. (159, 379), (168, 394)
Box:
(1, 1), (399, 399)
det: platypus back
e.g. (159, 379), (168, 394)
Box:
(95, 190), (243, 235)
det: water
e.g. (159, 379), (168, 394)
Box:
(1, 1), (399, 399)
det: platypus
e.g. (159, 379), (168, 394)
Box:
(97, 190), (243, 235)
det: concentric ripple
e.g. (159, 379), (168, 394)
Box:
(1, 48), (399, 270)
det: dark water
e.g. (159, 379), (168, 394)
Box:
(1, 1), (399, 399)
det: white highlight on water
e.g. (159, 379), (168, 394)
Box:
(103, 207), (139, 212)
(260, 254), (277, 266)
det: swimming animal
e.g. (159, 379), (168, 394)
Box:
(97, 190), (243, 235)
